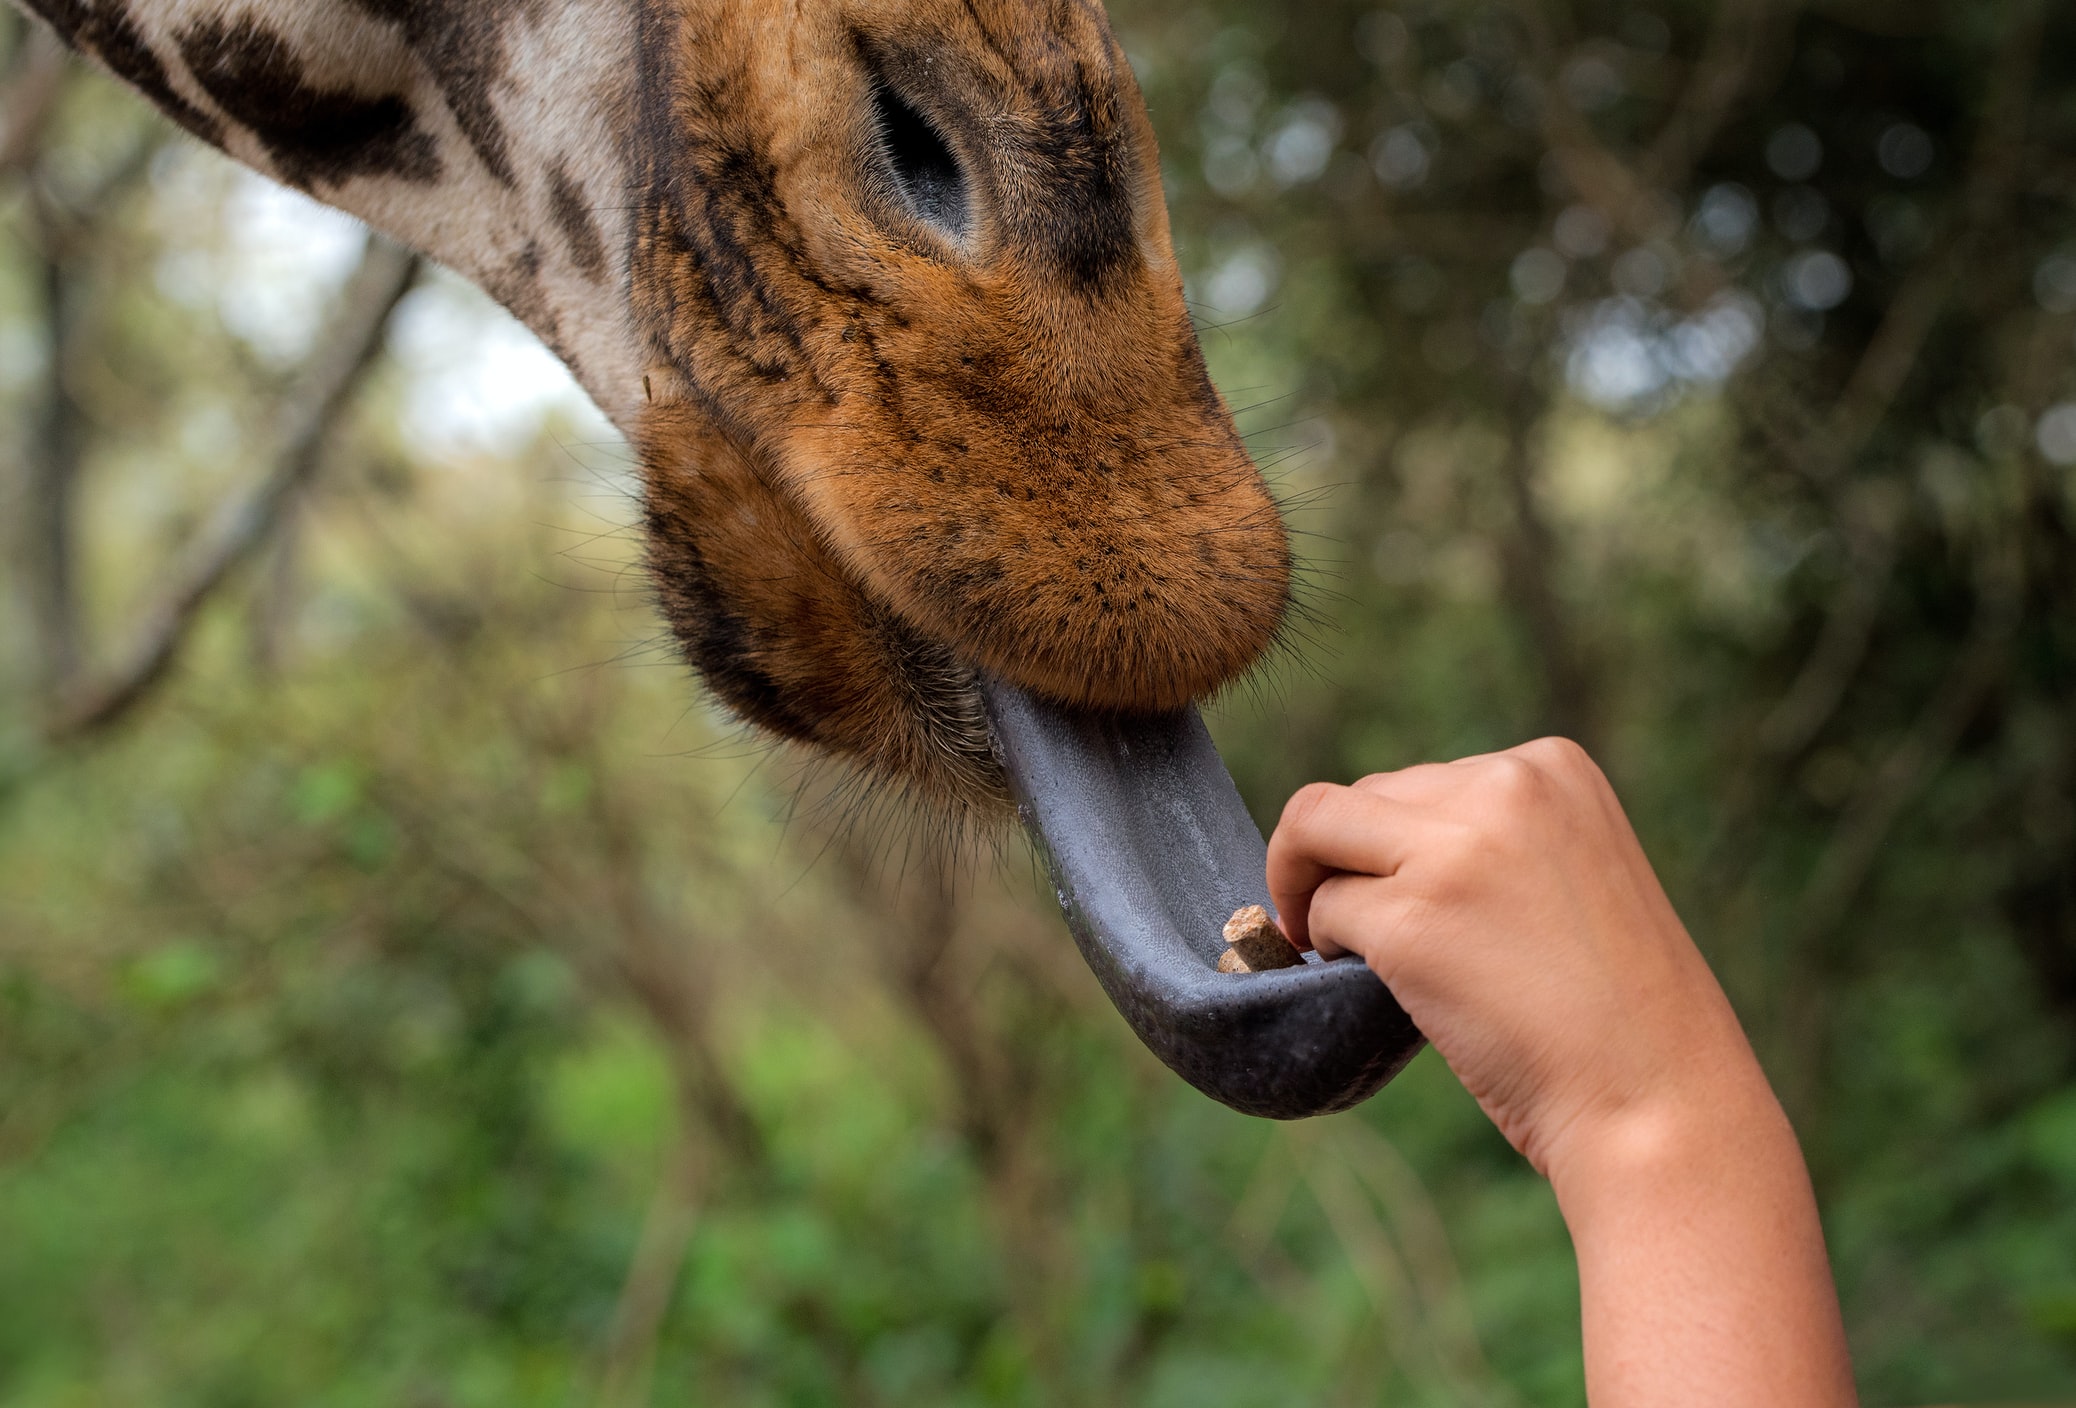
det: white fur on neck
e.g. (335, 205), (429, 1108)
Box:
(22, 0), (647, 431)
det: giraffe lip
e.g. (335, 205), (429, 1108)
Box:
(976, 679), (1426, 1119)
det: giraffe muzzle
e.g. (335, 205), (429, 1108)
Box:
(981, 680), (1426, 1119)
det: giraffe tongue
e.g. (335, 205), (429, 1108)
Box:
(977, 679), (1425, 1120)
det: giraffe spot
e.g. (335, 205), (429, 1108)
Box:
(26, 0), (223, 143)
(344, 0), (541, 186)
(490, 240), (552, 327)
(1007, 66), (1139, 296)
(176, 18), (439, 187)
(546, 160), (608, 280)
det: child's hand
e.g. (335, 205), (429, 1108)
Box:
(1267, 740), (1858, 1408)
(1266, 737), (1745, 1176)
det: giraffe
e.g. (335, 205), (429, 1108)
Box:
(11, 0), (1423, 1117)
(12, 0), (1289, 801)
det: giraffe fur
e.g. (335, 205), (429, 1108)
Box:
(14, 0), (1291, 814)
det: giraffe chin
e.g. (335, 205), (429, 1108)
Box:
(637, 404), (1289, 816)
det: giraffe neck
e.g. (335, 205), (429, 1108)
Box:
(18, 0), (646, 428)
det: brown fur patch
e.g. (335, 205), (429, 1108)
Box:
(639, 405), (1004, 812)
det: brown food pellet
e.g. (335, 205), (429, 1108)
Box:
(1216, 903), (1304, 973)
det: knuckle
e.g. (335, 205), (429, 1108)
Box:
(1481, 752), (1546, 812)
(1450, 755), (1550, 862)
(1278, 781), (1341, 835)
(1520, 734), (1598, 782)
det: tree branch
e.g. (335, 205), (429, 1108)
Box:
(1752, 514), (1901, 764)
(21, 198), (88, 693)
(44, 237), (419, 740)
(1792, 541), (2024, 954)
(1639, 0), (1797, 193)
(1521, 0), (1799, 247)
(1693, 494), (1904, 895)
(1697, 0), (2046, 902)
(1809, 0), (2045, 484)
(1775, 532), (2027, 1118)
(1779, 0), (2048, 936)
(593, 1134), (703, 1408)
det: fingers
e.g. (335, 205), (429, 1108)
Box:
(1306, 871), (1406, 967)
(1349, 738), (1600, 804)
(1265, 782), (1426, 952)
(1347, 760), (1460, 803)
(1271, 740), (1612, 954)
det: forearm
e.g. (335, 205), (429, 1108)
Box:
(1267, 747), (1861, 1402)
(1551, 1074), (1858, 1408)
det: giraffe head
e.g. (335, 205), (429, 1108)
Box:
(29, 0), (1288, 814)
(627, 0), (1290, 809)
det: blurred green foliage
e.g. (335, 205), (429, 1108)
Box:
(3, 0), (2075, 1404)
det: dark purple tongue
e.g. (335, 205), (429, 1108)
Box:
(980, 680), (1425, 1119)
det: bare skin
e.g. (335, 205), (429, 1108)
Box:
(1267, 737), (1859, 1408)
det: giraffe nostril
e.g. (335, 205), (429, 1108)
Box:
(868, 81), (971, 242)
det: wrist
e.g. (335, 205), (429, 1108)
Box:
(1538, 1064), (1858, 1408)
(1541, 1059), (1792, 1228)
